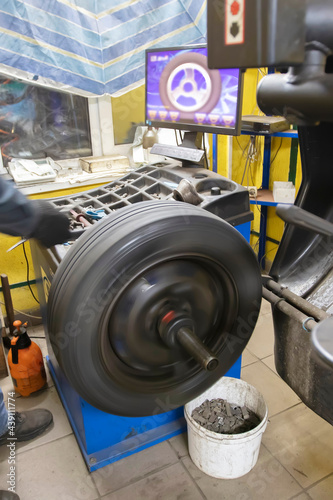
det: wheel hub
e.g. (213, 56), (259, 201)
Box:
(106, 259), (226, 374)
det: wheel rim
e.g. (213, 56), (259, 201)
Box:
(220, 74), (239, 115)
(98, 257), (238, 394)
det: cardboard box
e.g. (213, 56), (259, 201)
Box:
(273, 181), (296, 204)
(80, 155), (129, 173)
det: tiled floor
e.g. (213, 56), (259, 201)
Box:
(1, 301), (332, 500)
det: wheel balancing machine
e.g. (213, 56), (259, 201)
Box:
(30, 163), (262, 471)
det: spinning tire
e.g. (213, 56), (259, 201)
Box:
(48, 202), (261, 416)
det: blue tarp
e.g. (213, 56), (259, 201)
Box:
(0, 0), (207, 95)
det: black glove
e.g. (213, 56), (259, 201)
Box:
(29, 200), (71, 247)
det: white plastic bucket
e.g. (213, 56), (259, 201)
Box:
(184, 377), (268, 479)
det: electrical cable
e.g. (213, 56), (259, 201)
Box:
(256, 136), (263, 189)
(249, 160), (256, 187)
(259, 244), (279, 269)
(236, 136), (251, 157)
(251, 240), (260, 254)
(22, 242), (40, 304)
(235, 136), (245, 154)
(246, 152), (251, 188)
(240, 153), (250, 185)
(250, 229), (261, 250)
(241, 135), (257, 185)
(0, 301), (42, 319)
(270, 137), (283, 167)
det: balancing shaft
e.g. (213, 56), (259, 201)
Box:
(176, 327), (219, 371)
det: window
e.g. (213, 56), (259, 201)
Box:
(0, 78), (92, 166)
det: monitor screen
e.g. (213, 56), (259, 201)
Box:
(145, 45), (243, 136)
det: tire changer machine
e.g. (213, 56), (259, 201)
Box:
(208, 0), (333, 420)
(31, 0), (333, 471)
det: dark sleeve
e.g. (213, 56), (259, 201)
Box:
(0, 176), (39, 237)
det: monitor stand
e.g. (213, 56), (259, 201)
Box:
(150, 131), (206, 168)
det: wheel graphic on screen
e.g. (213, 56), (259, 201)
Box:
(159, 52), (222, 120)
(220, 74), (239, 116)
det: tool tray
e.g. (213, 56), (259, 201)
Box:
(49, 161), (253, 229)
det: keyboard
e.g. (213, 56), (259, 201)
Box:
(150, 143), (204, 163)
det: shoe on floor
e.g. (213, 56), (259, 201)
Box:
(0, 409), (53, 445)
(0, 490), (20, 500)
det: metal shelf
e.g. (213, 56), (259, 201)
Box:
(241, 129), (298, 139)
(239, 128), (298, 268)
(249, 189), (294, 207)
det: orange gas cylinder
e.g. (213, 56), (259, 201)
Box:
(7, 321), (47, 397)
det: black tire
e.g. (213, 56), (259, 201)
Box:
(47, 201), (261, 416)
(159, 52), (222, 120)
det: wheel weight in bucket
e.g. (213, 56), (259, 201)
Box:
(185, 377), (268, 479)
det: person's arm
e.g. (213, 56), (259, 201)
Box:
(0, 176), (38, 237)
(0, 176), (70, 247)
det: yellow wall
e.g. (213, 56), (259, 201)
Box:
(0, 183), (107, 320)
(216, 69), (303, 267)
(111, 86), (145, 144)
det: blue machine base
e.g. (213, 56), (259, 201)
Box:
(47, 356), (241, 472)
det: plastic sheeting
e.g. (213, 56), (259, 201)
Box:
(0, 0), (207, 96)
